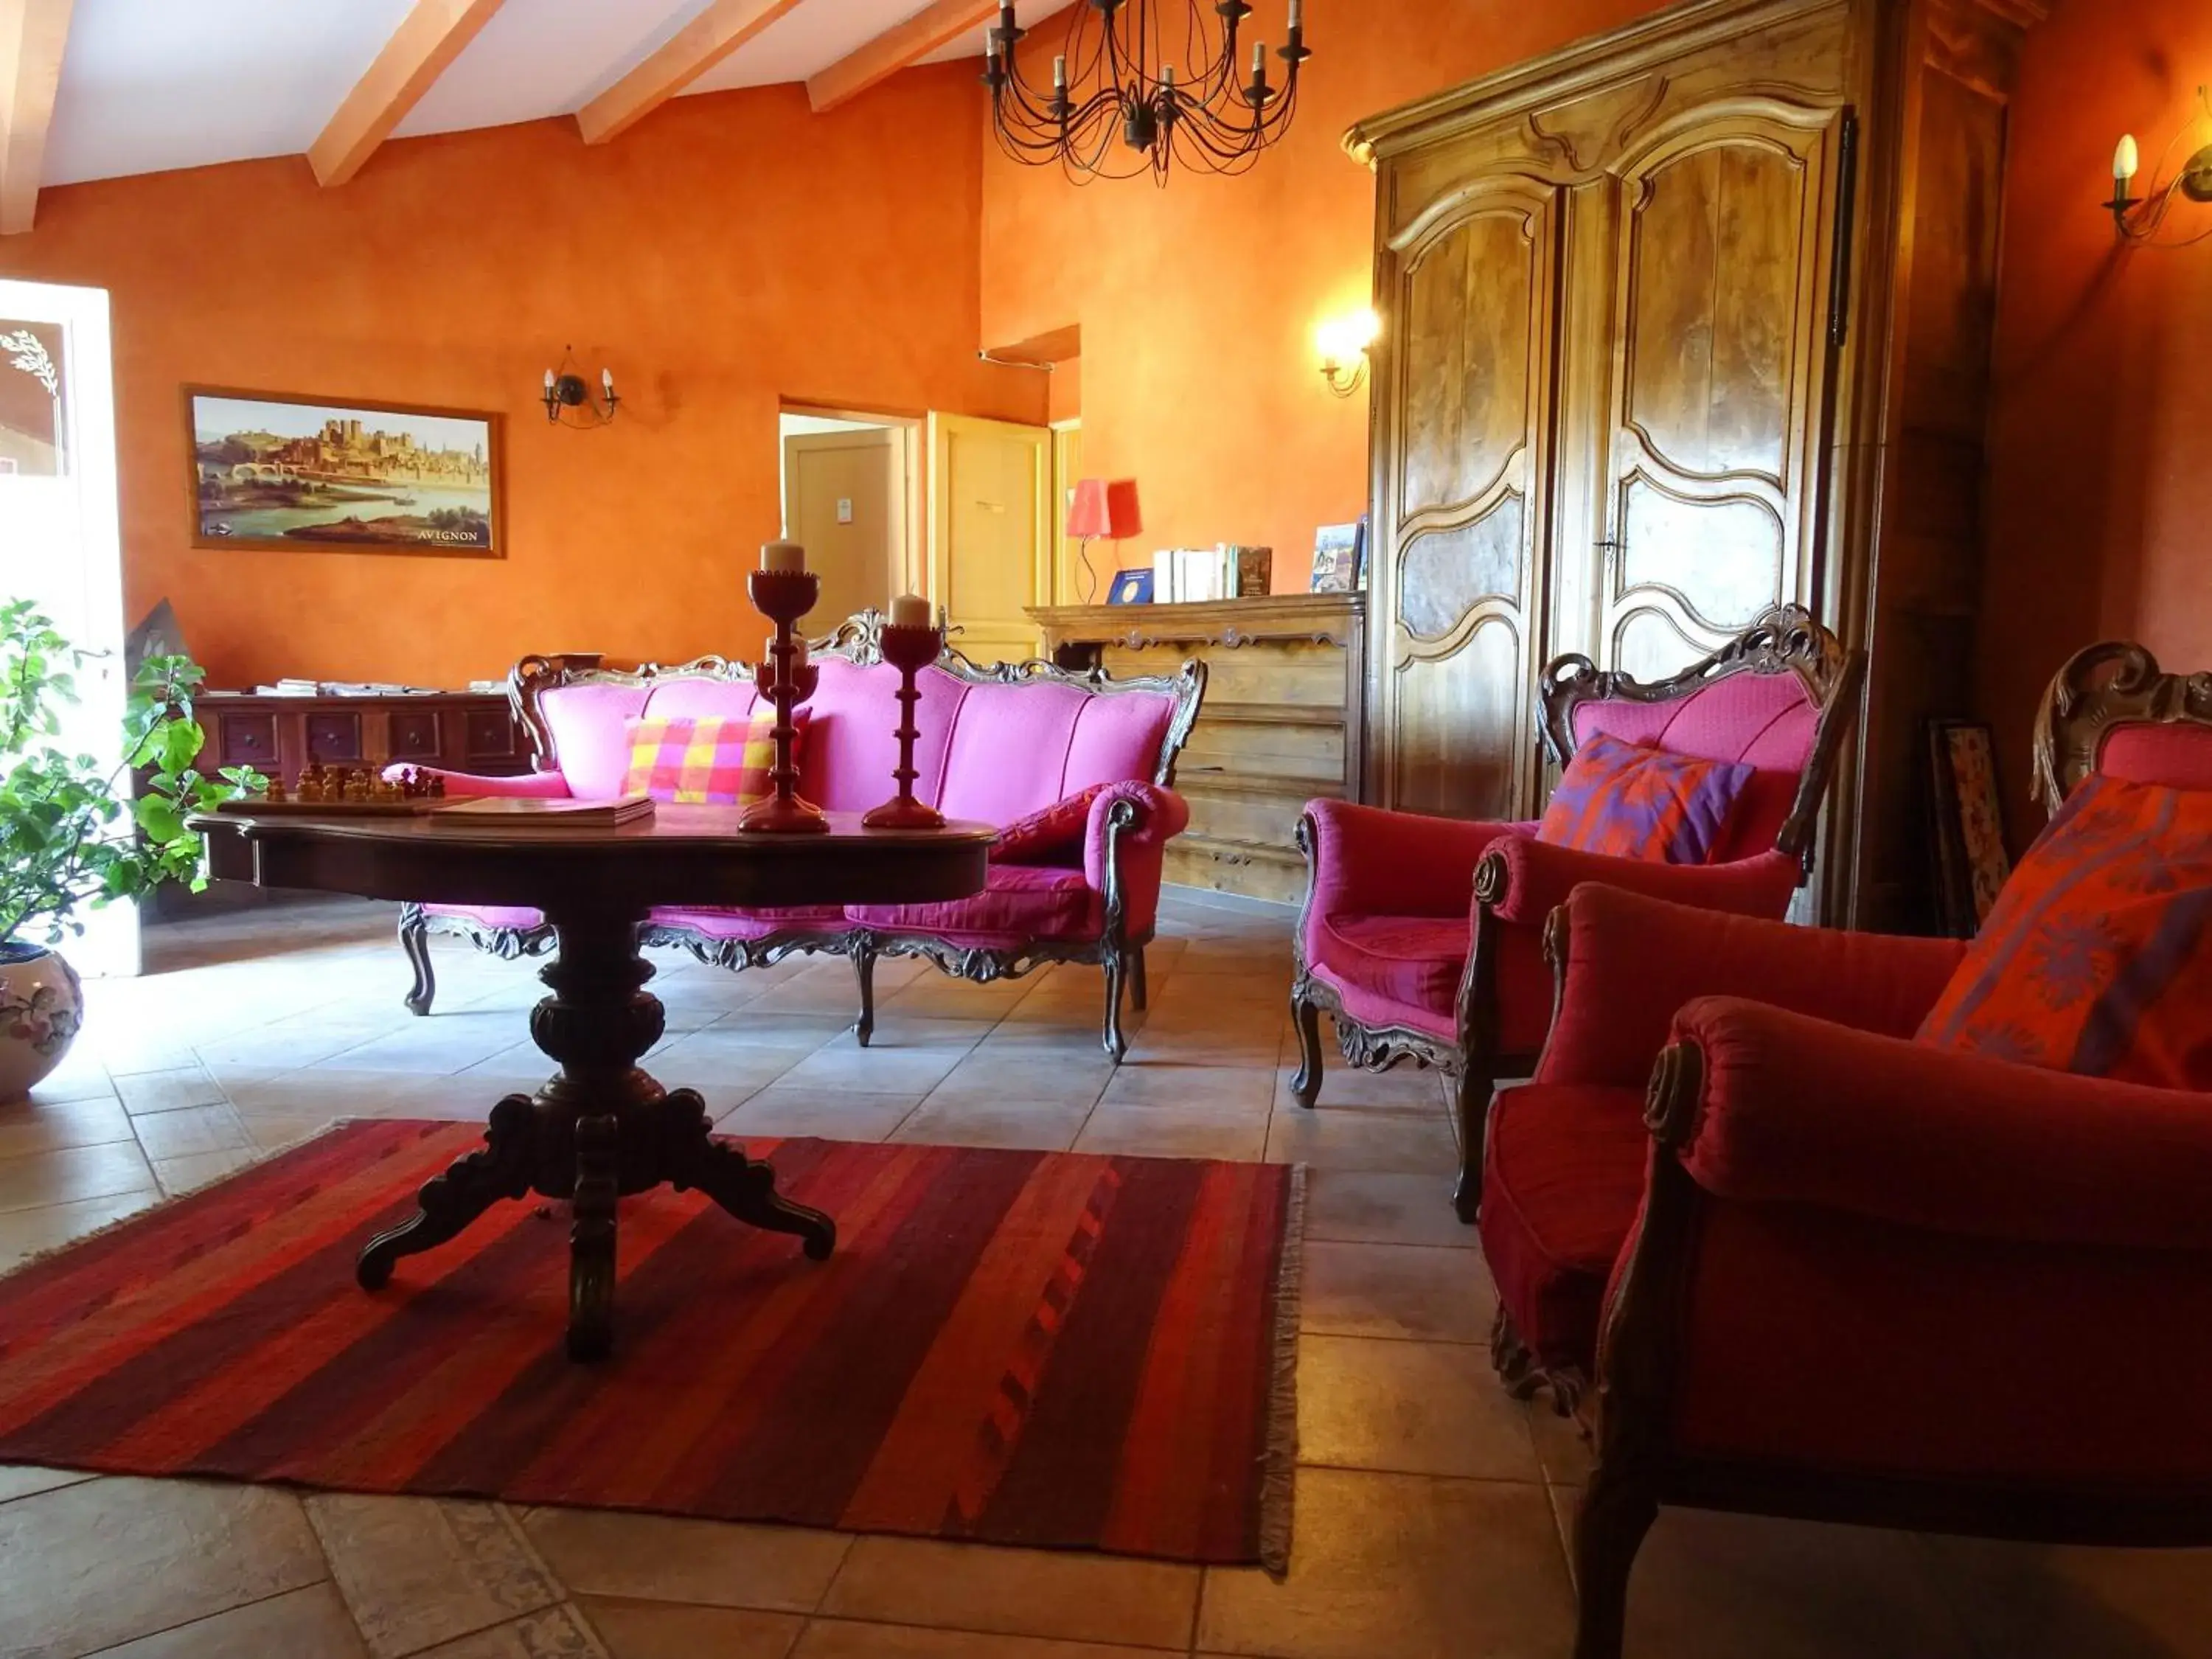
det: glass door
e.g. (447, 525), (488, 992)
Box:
(0, 278), (135, 975)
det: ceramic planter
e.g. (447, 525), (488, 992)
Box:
(0, 941), (83, 1099)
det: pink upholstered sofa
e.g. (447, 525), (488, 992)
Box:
(397, 613), (1206, 1058)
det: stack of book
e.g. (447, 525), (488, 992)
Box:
(434, 795), (655, 828)
(1150, 544), (1273, 602)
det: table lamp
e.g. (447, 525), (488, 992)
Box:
(1065, 479), (1142, 605)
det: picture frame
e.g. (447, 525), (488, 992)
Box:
(1107, 567), (1155, 605)
(1927, 719), (2011, 939)
(185, 387), (504, 558)
(1312, 517), (1368, 594)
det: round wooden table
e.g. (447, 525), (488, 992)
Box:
(194, 804), (994, 1360)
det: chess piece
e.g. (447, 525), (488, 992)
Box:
(264, 778), (288, 804)
(299, 761), (326, 804)
(428, 774), (446, 799)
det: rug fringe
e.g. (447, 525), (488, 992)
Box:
(1259, 1160), (1306, 1579)
(0, 1116), (358, 1287)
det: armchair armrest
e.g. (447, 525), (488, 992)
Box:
(1666, 997), (2212, 1253)
(1086, 781), (1189, 943)
(1301, 799), (1534, 923)
(378, 764), (571, 799)
(1539, 885), (1967, 1089)
(1475, 833), (1801, 928)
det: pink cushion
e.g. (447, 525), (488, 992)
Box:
(1314, 915), (1467, 1011)
(845, 863), (1099, 939)
(800, 658), (960, 815)
(423, 902), (546, 931)
(647, 905), (847, 940)
(995, 784), (1111, 864)
(2099, 724), (2212, 793)
(1573, 672), (1818, 862)
(936, 681), (1174, 826)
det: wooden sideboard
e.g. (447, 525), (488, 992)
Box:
(193, 689), (532, 786)
(1029, 595), (1366, 903)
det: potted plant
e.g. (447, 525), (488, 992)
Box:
(1, 598), (263, 1098)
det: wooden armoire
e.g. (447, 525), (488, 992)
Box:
(1348, 0), (2042, 928)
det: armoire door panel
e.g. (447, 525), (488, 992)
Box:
(1374, 180), (1557, 819)
(1618, 473), (1786, 627)
(1400, 488), (1526, 640)
(1596, 105), (1840, 680)
(1390, 613), (1526, 821)
(1399, 210), (1538, 515)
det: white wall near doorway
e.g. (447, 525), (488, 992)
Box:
(0, 279), (136, 976)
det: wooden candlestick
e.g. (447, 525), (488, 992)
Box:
(863, 619), (947, 830)
(740, 567), (828, 835)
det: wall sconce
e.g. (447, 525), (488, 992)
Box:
(1316, 307), (1381, 397)
(2107, 88), (2212, 244)
(543, 347), (619, 428)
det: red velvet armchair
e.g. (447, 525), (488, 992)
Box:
(1481, 641), (2212, 1659)
(1289, 605), (1865, 1220)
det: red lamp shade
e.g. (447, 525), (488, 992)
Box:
(1066, 477), (1142, 540)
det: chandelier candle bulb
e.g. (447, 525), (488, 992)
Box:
(1289, 0), (1302, 27)
(762, 540), (806, 574)
(889, 594), (931, 629)
(2116, 133), (2140, 184)
(1054, 54), (1066, 88)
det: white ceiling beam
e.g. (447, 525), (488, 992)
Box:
(308, 0), (509, 187)
(0, 0), (73, 236)
(807, 0), (997, 114)
(577, 0), (813, 147)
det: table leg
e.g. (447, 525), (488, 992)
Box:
(355, 905), (835, 1362)
(357, 1093), (535, 1290)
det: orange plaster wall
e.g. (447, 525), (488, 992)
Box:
(1979, 0), (2212, 795)
(978, 0), (1667, 588)
(0, 66), (1041, 689)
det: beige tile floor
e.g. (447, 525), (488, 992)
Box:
(1, 891), (2208, 1658)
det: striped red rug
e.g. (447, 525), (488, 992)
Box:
(0, 1120), (1300, 1569)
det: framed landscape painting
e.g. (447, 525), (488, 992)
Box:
(187, 389), (503, 557)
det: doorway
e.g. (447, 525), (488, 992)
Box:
(778, 409), (919, 634)
(0, 279), (135, 977)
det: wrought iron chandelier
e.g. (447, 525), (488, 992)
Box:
(984, 1), (1311, 183)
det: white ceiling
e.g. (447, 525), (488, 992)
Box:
(41, 0), (1081, 192)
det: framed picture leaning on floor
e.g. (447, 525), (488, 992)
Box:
(1927, 719), (2011, 938)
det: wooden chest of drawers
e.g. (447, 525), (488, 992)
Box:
(1029, 596), (1366, 904)
(194, 690), (531, 785)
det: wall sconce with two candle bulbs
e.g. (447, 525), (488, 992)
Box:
(1317, 307), (1382, 397)
(2107, 86), (2212, 246)
(543, 347), (619, 428)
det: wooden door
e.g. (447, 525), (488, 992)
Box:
(1051, 421), (1085, 604)
(1369, 178), (1559, 820)
(926, 413), (1052, 667)
(784, 428), (902, 631)
(1585, 103), (1848, 682)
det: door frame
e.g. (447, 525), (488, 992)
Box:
(925, 411), (1054, 653)
(779, 403), (924, 596)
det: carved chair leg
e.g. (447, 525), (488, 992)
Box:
(1100, 951), (1128, 1063)
(399, 904), (437, 1017)
(1453, 1064), (1494, 1224)
(1289, 987), (1324, 1109)
(1572, 1459), (1659, 1659)
(1126, 946), (1148, 1011)
(853, 943), (877, 1048)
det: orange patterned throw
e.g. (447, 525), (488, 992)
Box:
(620, 710), (801, 805)
(0, 1122), (1302, 1570)
(1919, 775), (2212, 1091)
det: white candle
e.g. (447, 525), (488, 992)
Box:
(2115, 133), (2140, 184)
(762, 540), (806, 573)
(543, 368), (555, 392)
(889, 594), (930, 628)
(1289, 0), (1303, 28)
(601, 366), (614, 395)
(790, 637), (810, 667)
(1251, 41), (1267, 78)
(1054, 54), (1067, 88)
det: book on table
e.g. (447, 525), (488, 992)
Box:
(433, 795), (656, 827)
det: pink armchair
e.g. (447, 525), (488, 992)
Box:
(396, 613), (1205, 1060)
(1289, 605), (1865, 1220)
(1480, 641), (2212, 1659)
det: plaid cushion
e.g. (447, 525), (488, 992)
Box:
(620, 710), (806, 805)
(1536, 731), (1753, 864)
(992, 783), (1111, 865)
(1919, 775), (2212, 1091)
